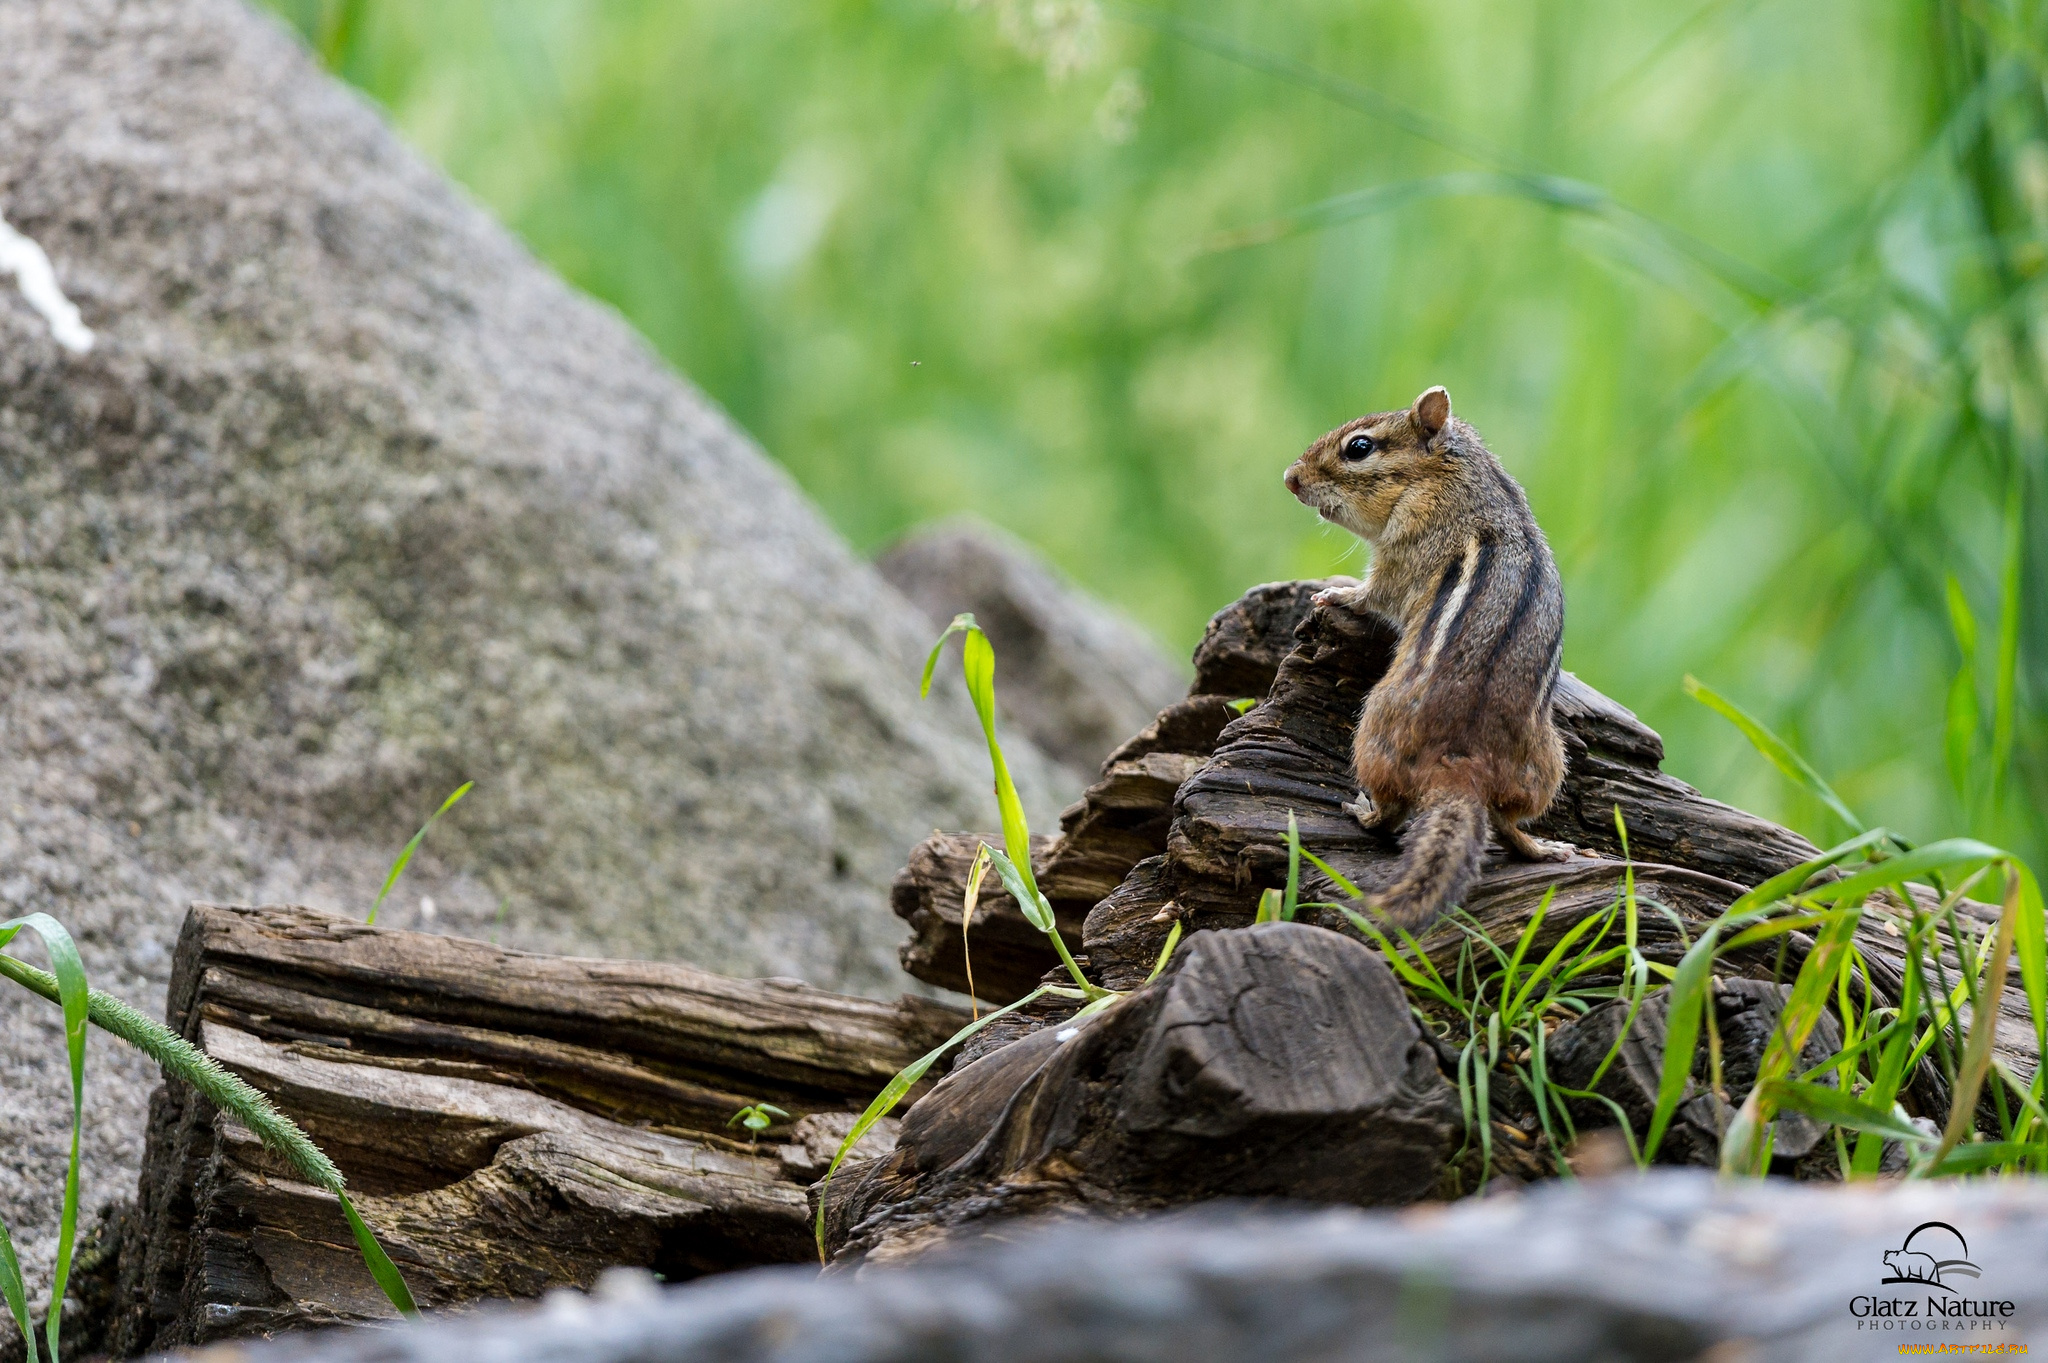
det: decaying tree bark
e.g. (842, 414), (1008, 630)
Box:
(104, 905), (969, 1354)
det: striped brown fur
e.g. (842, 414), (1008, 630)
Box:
(1283, 385), (1570, 931)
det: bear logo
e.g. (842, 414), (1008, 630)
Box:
(1879, 1223), (1980, 1293)
(1883, 1250), (1939, 1284)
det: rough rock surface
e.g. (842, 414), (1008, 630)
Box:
(0, 0), (1068, 1297)
(878, 519), (1188, 778)
(200, 1173), (2048, 1362)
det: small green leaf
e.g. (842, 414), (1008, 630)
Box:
(367, 781), (474, 925)
(983, 845), (1054, 933)
(1255, 888), (1283, 923)
(1227, 697), (1257, 715)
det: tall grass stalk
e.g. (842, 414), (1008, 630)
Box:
(0, 930), (419, 1338)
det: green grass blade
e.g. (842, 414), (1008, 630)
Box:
(1758, 1077), (1931, 1145)
(1283, 811), (1301, 921)
(1723, 898), (1866, 1175)
(366, 781), (473, 925)
(1300, 848), (1366, 900)
(961, 628), (1037, 898)
(1145, 921), (1183, 983)
(1852, 924), (1925, 1175)
(1, 913), (88, 1363)
(2013, 864), (2046, 1065)
(1335, 906), (1460, 1007)
(1683, 675), (1865, 835)
(815, 982), (1059, 1260)
(1719, 912), (1838, 953)
(981, 844), (1097, 994)
(1255, 888), (1282, 924)
(919, 612), (977, 698)
(1799, 838), (2003, 906)
(339, 1194), (418, 1317)
(1644, 924), (1723, 1163)
(1496, 889), (1554, 1018)
(1945, 573), (1982, 803)
(0, 1217), (35, 1363)
(1990, 472), (2022, 805)
(1931, 863), (2021, 1166)
(1922, 1141), (2035, 1176)
(1721, 829), (1892, 920)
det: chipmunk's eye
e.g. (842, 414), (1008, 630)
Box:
(1341, 433), (1375, 462)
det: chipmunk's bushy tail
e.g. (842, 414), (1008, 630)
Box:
(1373, 789), (1487, 932)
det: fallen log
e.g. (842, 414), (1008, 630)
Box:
(101, 904), (968, 1355)
(861, 580), (2033, 1256)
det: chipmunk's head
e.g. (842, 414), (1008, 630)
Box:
(1284, 385), (1455, 542)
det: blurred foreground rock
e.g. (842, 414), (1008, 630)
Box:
(878, 519), (1187, 778)
(195, 1173), (2048, 1363)
(0, 0), (1074, 1298)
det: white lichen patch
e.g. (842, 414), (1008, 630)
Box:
(0, 214), (94, 353)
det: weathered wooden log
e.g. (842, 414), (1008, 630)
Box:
(894, 583), (2029, 1092)
(858, 580), (2032, 1251)
(103, 904), (969, 1355)
(822, 922), (1462, 1262)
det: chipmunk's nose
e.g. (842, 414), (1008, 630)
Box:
(1284, 466), (1301, 497)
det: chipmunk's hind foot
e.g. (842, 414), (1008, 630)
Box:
(1496, 819), (1576, 863)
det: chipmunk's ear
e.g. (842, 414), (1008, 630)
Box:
(1410, 386), (1451, 440)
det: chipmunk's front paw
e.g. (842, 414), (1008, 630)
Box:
(1313, 583), (1372, 612)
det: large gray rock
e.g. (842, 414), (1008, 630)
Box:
(199, 1172), (2048, 1362)
(0, 0), (1068, 1299)
(878, 520), (1187, 779)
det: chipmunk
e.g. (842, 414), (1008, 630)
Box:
(1284, 384), (1573, 931)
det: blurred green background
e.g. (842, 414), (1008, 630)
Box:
(267, 0), (2042, 866)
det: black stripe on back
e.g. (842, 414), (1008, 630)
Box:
(1440, 537), (1498, 661)
(1412, 556), (1464, 657)
(1482, 547), (1543, 672)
